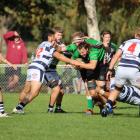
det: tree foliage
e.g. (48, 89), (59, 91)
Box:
(97, 0), (140, 43)
(0, 0), (140, 44)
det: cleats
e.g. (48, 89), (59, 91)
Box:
(12, 108), (24, 114)
(0, 112), (9, 117)
(54, 108), (67, 113)
(47, 108), (54, 113)
(85, 109), (93, 115)
(101, 106), (113, 117)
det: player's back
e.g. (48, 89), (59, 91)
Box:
(118, 38), (140, 69)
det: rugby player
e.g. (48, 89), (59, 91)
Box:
(62, 34), (110, 115)
(44, 27), (67, 113)
(100, 30), (117, 92)
(95, 79), (140, 108)
(12, 29), (83, 114)
(101, 27), (140, 117)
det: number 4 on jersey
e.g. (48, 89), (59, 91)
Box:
(128, 43), (136, 53)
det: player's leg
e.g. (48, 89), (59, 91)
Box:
(13, 81), (42, 114)
(85, 80), (97, 114)
(18, 81), (31, 102)
(101, 67), (125, 117)
(90, 64), (106, 113)
(80, 69), (97, 115)
(118, 85), (140, 105)
(48, 85), (60, 112)
(13, 68), (43, 114)
(54, 86), (66, 113)
(13, 81), (31, 113)
(45, 70), (64, 112)
(96, 80), (106, 96)
(0, 88), (8, 117)
(52, 71), (66, 113)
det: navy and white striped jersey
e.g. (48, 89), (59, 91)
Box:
(49, 41), (65, 69)
(118, 39), (140, 70)
(118, 85), (140, 105)
(29, 41), (55, 71)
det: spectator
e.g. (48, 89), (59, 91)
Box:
(3, 31), (28, 91)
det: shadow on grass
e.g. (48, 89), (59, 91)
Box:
(116, 106), (138, 110)
(113, 113), (140, 118)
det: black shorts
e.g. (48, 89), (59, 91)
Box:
(79, 63), (109, 82)
(94, 63), (115, 81)
(80, 69), (97, 82)
(5, 67), (21, 77)
(94, 64), (107, 81)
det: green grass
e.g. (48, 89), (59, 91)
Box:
(0, 93), (140, 140)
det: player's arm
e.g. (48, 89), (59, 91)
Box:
(0, 53), (17, 70)
(106, 49), (122, 80)
(53, 51), (80, 66)
(60, 44), (77, 53)
(108, 49), (122, 70)
(77, 60), (98, 70)
(53, 51), (98, 69)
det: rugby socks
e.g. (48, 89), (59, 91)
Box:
(16, 102), (27, 110)
(87, 96), (93, 110)
(55, 103), (61, 110)
(106, 100), (113, 109)
(0, 102), (5, 114)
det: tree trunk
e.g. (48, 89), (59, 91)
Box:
(84, 0), (100, 40)
(0, 16), (13, 53)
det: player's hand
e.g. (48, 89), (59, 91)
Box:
(106, 71), (112, 81)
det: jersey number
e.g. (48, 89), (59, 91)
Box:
(36, 48), (43, 58)
(128, 43), (136, 53)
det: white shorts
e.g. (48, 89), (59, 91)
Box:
(115, 67), (140, 88)
(26, 68), (45, 83)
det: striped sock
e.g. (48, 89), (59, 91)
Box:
(16, 102), (26, 110)
(0, 102), (5, 114)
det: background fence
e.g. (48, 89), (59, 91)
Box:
(0, 64), (86, 94)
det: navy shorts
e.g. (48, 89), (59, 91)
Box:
(44, 68), (63, 88)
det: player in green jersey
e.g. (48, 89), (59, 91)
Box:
(62, 32), (107, 114)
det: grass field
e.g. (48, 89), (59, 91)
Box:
(0, 93), (140, 140)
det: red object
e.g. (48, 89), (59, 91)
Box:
(3, 31), (28, 64)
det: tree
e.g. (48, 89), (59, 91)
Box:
(84, 0), (100, 40)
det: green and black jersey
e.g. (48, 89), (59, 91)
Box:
(66, 38), (104, 62)
(102, 42), (117, 65)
